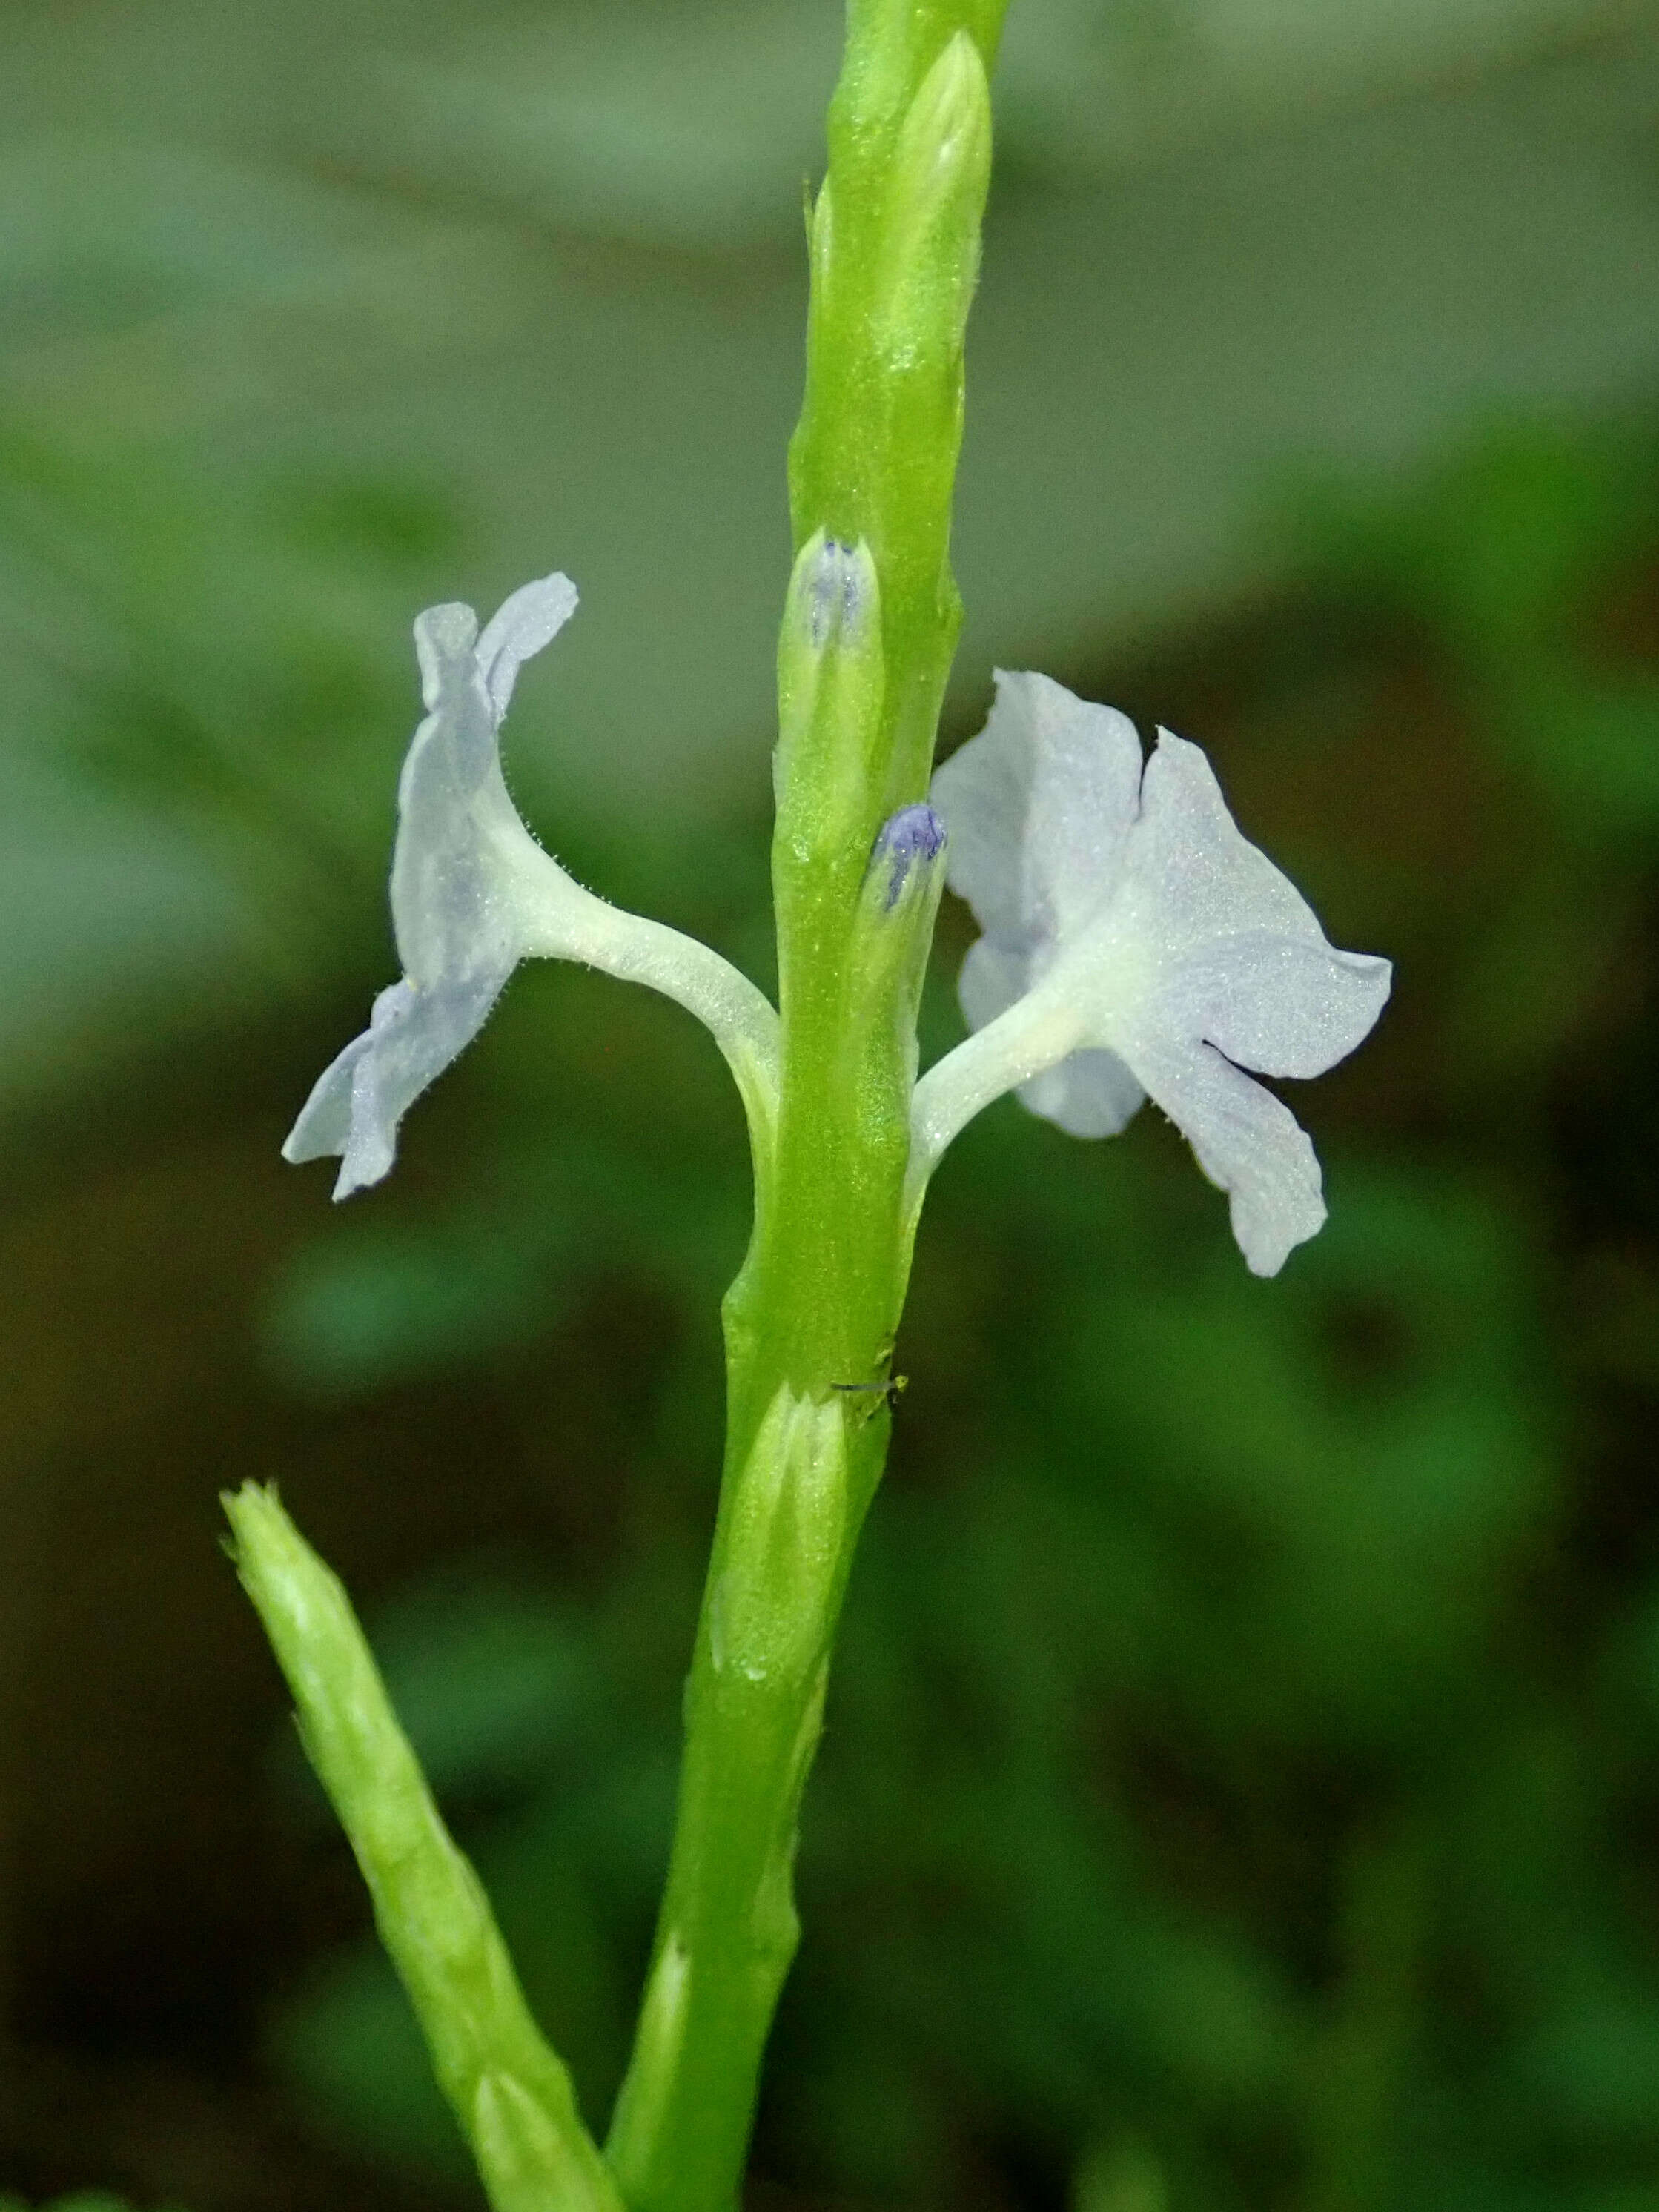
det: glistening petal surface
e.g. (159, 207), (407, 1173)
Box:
(932, 669), (1142, 947)
(1159, 934), (1393, 1079)
(1119, 729), (1326, 960)
(282, 972), (514, 1199)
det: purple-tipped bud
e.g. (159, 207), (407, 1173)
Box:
(803, 535), (871, 649)
(868, 802), (947, 910)
(850, 803), (947, 1042)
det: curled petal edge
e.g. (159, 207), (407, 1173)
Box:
(285, 899), (781, 1203)
(1113, 1023), (1328, 1277)
(909, 947), (1377, 1274)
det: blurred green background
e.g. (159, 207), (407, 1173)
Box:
(4, 0), (1659, 2205)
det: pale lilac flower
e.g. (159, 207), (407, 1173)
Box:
(284, 575), (778, 1198)
(913, 671), (1391, 1274)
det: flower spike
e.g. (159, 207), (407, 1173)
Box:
(285, 576), (779, 1198)
(913, 670), (1391, 1274)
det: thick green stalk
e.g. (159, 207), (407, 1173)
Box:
(605, 6), (1005, 2208)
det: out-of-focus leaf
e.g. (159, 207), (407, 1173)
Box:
(998, 0), (1628, 176)
(262, 1223), (556, 1399)
(0, 2199), (189, 2211)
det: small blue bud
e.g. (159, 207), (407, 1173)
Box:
(847, 802), (948, 1077)
(775, 532), (885, 867)
(803, 535), (870, 650)
(868, 802), (947, 910)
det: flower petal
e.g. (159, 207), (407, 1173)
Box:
(1115, 1021), (1326, 1275)
(1019, 1048), (1145, 1139)
(958, 933), (1030, 1031)
(1121, 729), (1328, 961)
(474, 573), (580, 722)
(933, 670), (1142, 948)
(282, 968), (512, 1199)
(393, 599), (574, 987)
(1159, 934), (1393, 1078)
(287, 580), (586, 1200)
(918, 683), (1390, 1269)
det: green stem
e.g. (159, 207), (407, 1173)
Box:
(792, 0), (1006, 815)
(605, 5), (1005, 2208)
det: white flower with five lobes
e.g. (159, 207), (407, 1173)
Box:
(913, 671), (1391, 1274)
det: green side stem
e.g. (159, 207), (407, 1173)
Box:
(223, 1483), (623, 2212)
(605, 5), (1007, 2208)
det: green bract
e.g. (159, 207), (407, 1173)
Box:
(223, 1483), (625, 2212)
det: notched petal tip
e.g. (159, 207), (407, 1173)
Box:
(281, 1059), (354, 1170)
(282, 1035), (390, 1202)
(412, 574), (578, 726)
(1133, 726), (1329, 955)
(392, 567), (595, 990)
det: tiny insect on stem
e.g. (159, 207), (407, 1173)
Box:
(830, 1373), (909, 1424)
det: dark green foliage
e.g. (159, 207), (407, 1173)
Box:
(0, 2197), (187, 2211)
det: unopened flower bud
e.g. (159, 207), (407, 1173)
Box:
(775, 531), (886, 867)
(878, 30), (993, 370)
(862, 801), (947, 915)
(847, 801), (949, 1087)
